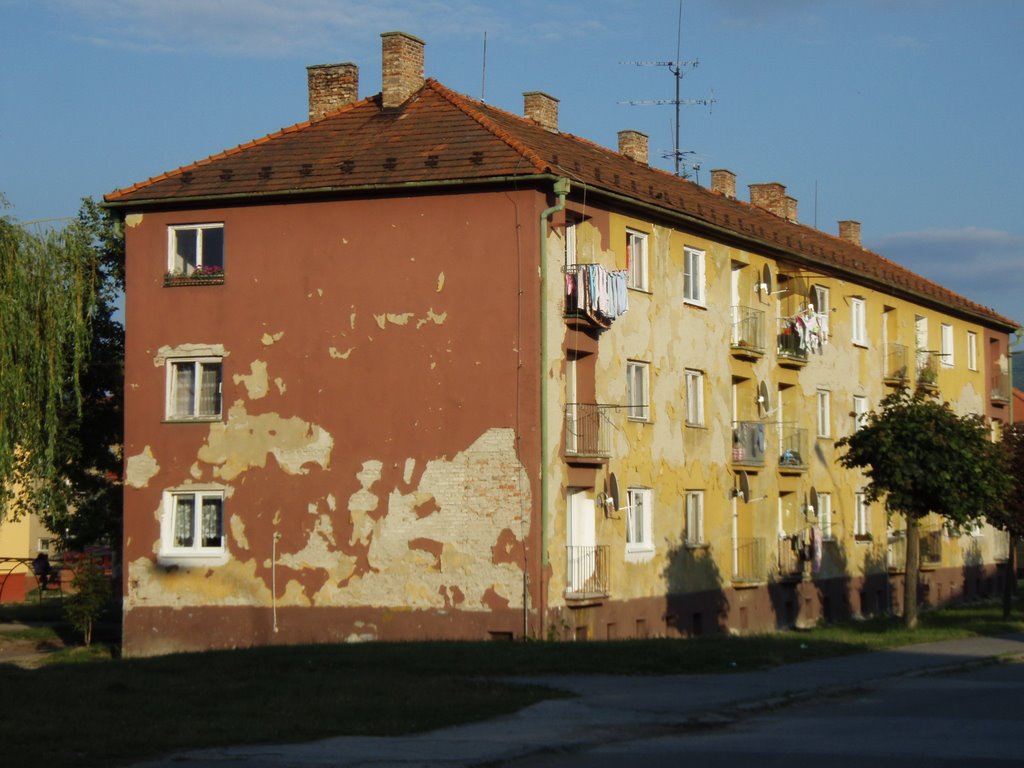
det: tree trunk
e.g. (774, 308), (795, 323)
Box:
(904, 516), (920, 629)
(1003, 533), (1016, 620)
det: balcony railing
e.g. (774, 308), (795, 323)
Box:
(777, 535), (803, 580)
(565, 403), (616, 459)
(731, 305), (766, 355)
(733, 537), (766, 583)
(778, 424), (807, 470)
(566, 544), (610, 599)
(991, 371), (1010, 402)
(887, 532), (906, 572)
(993, 530), (1011, 562)
(777, 317), (808, 363)
(916, 355), (939, 389)
(732, 421), (767, 466)
(920, 528), (943, 567)
(883, 343), (909, 384)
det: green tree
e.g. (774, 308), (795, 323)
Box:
(0, 197), (123, 549)
(64, 556), (112, 647)
(990, 422), (1024, 618)
(837, 388), (1011, 628)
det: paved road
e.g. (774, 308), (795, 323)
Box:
(507, 660), (1024, 767)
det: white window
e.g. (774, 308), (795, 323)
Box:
(851, 297), (867, 346)
(626, 487), (653, 553)
(816, 389), (831, 438)
(967, 331), (978, 371)
(627, 360), (650, 421)
(565, 219), (577, 267)
(852, 395), (868, 433)
(818, 491), (832, 539)
(812, 285), (830, 336)
(683, 246), (705, 305)
(854, 491), (870, 538)
(168, 224), (224, 276)
(160, 489), (226, 565)
(685, 490), (704, 546)
(167, 358), (223, 420)
(941, 323), (954, 368)
(626, 229), (648, 291)
(684, 369), (705, 427)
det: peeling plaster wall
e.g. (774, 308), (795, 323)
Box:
(121, 189), (545, 655)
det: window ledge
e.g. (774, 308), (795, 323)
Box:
(163, 416), (223, 424)
(157, 552), (228, 568)
(164, 275), (225, 287)
(684, 541), (709, 551)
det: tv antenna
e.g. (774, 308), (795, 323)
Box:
(619, 0), (715, 177)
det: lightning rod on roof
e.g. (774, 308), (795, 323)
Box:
(481, 31), (488, 102)
(619, 0), (715, 178)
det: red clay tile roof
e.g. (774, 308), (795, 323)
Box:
(105, 79), (1016, 330)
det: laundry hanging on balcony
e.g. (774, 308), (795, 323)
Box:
(565, 264), (629, 327)
(780, 306), (829, 355)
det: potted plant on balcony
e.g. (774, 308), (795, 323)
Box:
(164, 265), (225, 286)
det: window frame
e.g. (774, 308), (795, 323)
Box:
(818, 491), (833, 540)
(851, 297), (867, 346)
(626, 229), (649, 292)
(685, 490), (705, 546)
(684, 369), (705, 427)
(626, 487), (654, 554)
(166, 357), (224, 421)
(852, 395), (868, 433)
(941, 323), (954, 368)
(816, 389), (831, 439)
(626, 360), (650, 422)
(967, 331), (978, 371)
(168, 223), (225, 277)
(812, 284), (830, 336)
(854, 491), (870, 538)
(683, 246), (706, 306)
(159, 488), (227, 566)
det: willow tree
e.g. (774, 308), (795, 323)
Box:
(837, 388), (1011, 629)
(0, 199), (99, 529)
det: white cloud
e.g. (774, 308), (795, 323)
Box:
(871, 227), (1023, 323)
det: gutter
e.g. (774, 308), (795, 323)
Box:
(537, 177), (570, 638)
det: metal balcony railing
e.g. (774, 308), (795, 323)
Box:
(731, 305), (766, 355)
(565, 544), (610, 599)
(732, 421), (767, 466)
(993, 531), (1011, 562)
(564, 403), (616, 458)
(777, 536), (803, 579)
(778, 424), (807, 469)
(916, 355), (939, 389)
(777, 317), (808, 362)
(887, 532), (906, 572)
(920, 528), (943, 566)
(991, 371), (1010, 402)
(884, 342), (909, 383)
(733, 537), (766, 583)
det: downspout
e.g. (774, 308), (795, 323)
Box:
(538, 177), (570, 638)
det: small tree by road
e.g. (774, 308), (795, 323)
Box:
(990, 422), (1024, 618)
(838, 388), (1011, 629)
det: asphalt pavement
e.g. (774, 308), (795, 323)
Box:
(128, 632), (1024, 768)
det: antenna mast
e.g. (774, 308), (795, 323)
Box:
(620, 0), (715, 177)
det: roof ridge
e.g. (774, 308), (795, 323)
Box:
(106, 97), (376, 201)
(425, 79), (549, 174)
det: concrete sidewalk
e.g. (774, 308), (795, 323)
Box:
(129, 633), (1024, 768)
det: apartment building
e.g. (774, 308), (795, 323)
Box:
(105, 32), (1018, 655)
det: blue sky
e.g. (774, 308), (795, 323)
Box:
(2, 0), (1022, 330)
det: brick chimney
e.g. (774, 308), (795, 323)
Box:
(786, 196), (798, 223)
(710, 169), (736, 199)
(838, 220), (862, 247)
(618, 130), (648, 164)
(749, 182), (788, 218)
(523, 91), (559, 131)
(306, 62), (359, 121)
(381, 31), (424, 109)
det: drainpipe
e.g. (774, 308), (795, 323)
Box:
(538, 177), (570, 639)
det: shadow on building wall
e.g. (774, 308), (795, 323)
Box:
(662, 541), (729, 637)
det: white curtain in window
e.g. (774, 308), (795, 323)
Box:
(174, 363), (196, 416)
(199, 363), (221, 416)
(174, 496), (195, 547)
(201, 496), (222, 547)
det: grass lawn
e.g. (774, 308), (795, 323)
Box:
(2, 599), (1023, 768)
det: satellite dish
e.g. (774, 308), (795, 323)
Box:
(760, 264), (773, 297)
(757, 380), (772, 417)
(608, 473), (620, 514)
(808, 487), (818, 516)
(737, 471), (751, 502)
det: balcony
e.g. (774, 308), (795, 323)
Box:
(777, 317), (808, 365)
(920, 528), (943, 568)
(732, 421), (767, 467)
(777, 535), (803, 580)
(883, 343), (910, 385)
(886, 532), (906, 573)
(916, 355), (939, 391)
(991, 371), (1010, 403)
(778, 424), (807, 472)
(565, 544), (610, 600)
(564, 403), (616, 460)
(733, 537), (766, 584)
(731, 305), (766, 358)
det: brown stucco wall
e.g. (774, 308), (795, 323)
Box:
(121, 188), (548, 655)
